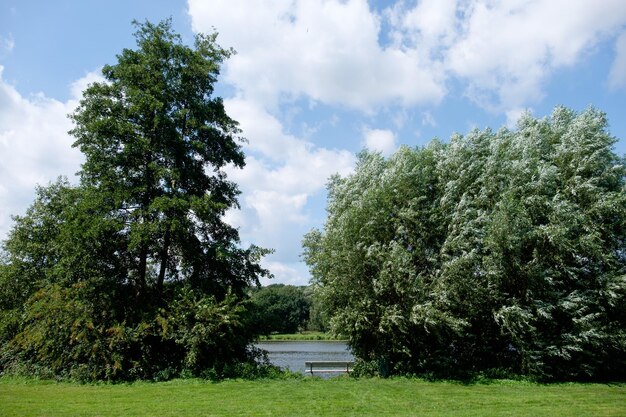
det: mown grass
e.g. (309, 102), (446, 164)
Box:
(1, 376), (624, 416)
(259, 331), (343, 341)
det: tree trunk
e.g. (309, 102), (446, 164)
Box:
(137, 243), (148, 296)
(138, 143), (153, 296)
(157, 227), (171, 292)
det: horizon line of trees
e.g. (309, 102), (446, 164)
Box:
(249, 284), (330, 334)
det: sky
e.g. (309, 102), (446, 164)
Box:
(1, 0), (626, 286)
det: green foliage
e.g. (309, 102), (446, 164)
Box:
(250, 284), (311, 334)
(162, 288), (259, 378)
(304, 106), (626, 381)
(1, 268), (272, 382)
(0, 20), (271, 381)
(260, 331), (338, 341)
(305, 285), (332, 332)
(68, 19), (268, 297)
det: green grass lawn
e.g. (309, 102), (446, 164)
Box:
(1, 377), (624, 417)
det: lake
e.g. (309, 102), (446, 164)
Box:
(255, 340), (354, 375)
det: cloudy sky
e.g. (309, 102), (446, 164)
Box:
(1, 0), (626, 285)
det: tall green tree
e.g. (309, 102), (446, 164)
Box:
(304, 107), (626, 381)
(0, 20), (272, 381)
(69, 19), (267, 299)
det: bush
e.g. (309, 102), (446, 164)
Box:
(0, 283), (276, 382)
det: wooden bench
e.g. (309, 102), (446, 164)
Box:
(304, 361), (354, 374)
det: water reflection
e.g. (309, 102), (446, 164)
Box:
(255, 341), (354, 375)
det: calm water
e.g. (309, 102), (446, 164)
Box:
(255, 340), (354, 375)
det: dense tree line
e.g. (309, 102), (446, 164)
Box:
(249, 284), (330, 334)
(304, 107), (626, 381)
(0, 20), (272, 381)
(249, 284), (311, 334)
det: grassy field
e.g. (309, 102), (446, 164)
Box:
(259, 331), (342, 341)
(1, 377), (624, 416)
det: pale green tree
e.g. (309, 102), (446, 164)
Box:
(304, 107), (626, 380)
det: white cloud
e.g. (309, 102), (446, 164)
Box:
(188, 0), (626, 118)
(258, 260), (312, 286)
(387, 0), (458, 51)
(0, 67), (96, 240)
(223, 98), (354, 282)
(224, 98), (354, 190)
(188, 0), (445, 112)
(421, 111), (436, 127)
(444, 0), (626, 112)
(69, 69), (104, 99)
(386, 0), (626, 114)
(505, 107), (528, 128)
(0, 34), (14, 53)
(363, 127), (397, 156)
(609, 31), (626, 90)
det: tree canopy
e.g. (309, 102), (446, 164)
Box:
(303, 107), (626, 381)
(69, 19), (268, 298)
(0, 19), (272, 381)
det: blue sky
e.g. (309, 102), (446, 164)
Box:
(1, 0), (626, 285)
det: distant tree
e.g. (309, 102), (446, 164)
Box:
(0, 19), (271, 381)
(304, 107), (626, 381)
(250, 284), (310, 334)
